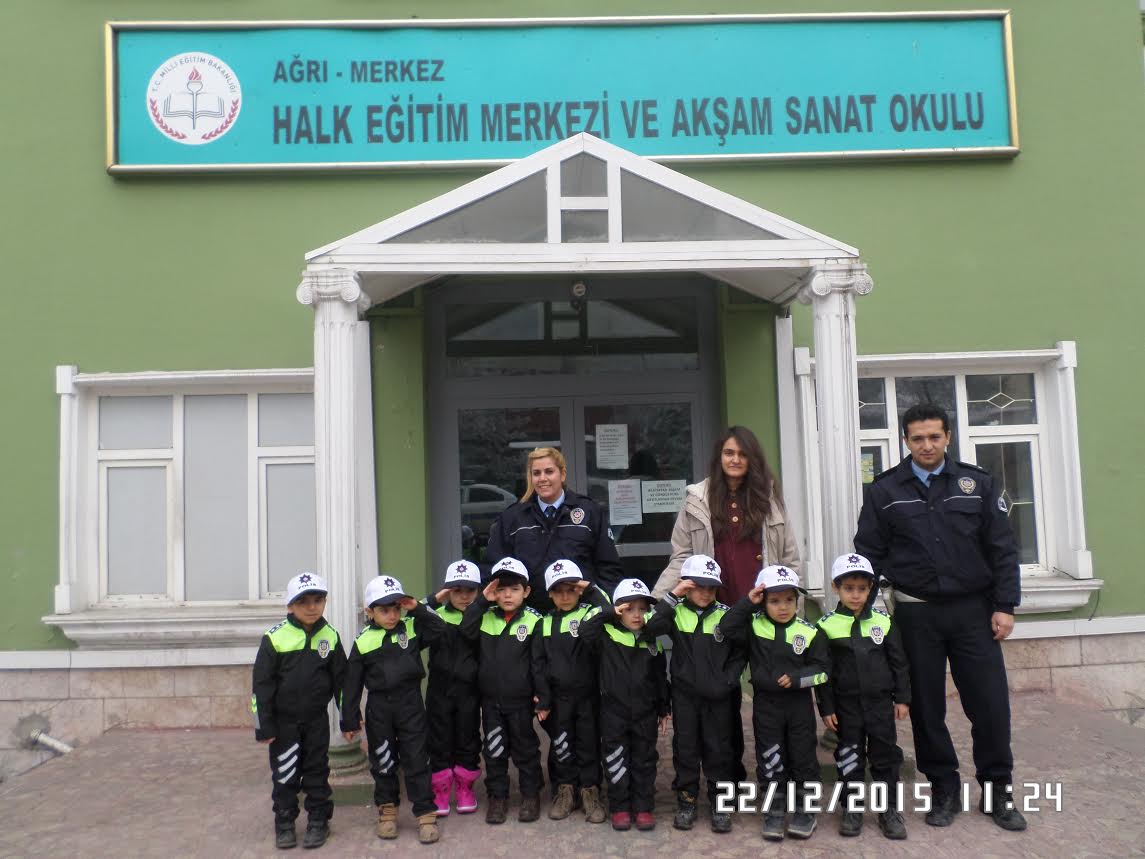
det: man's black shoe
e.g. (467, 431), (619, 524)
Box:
(275, 821), (297, 849)
(302, 818), (329, 849)
(925, 790), (961, 827)
(839, 810), (863, 836)
(879, 809), (908, 839)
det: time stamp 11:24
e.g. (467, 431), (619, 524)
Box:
(713, 781), (1065, 814)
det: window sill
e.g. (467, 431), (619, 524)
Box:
(41, 605), (284, 650)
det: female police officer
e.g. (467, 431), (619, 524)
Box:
(486, 446), (624, 612)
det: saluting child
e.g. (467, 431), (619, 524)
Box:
(341, 575), (446, 845)
(645, 554), (746, 834)
(251, 572), (346, 851)
(817, 553), (910, 840)
(538, 559), (610, 823)
(459, 556), (550, 825)
(424, 560), (483, 817)
(718, 564), (829, 842)
(578, 577), (670, 832)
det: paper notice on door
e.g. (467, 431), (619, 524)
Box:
(641, 479), (687, 514)
(594, 424), (629, 470)
(608, 479), (643, 525)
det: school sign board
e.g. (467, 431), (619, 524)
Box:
(107, 14), (1018, 172)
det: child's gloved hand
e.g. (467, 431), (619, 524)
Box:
(822, 714), (838, 731)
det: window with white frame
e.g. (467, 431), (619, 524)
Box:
(54, 370), (317, 620)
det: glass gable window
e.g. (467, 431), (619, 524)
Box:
(385, 173), (547, 243)
(620, 170), (780, 241)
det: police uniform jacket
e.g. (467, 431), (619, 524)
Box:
(339, 604), (445, 732)
(460, 595), (551, 710)
(854, 456), (1021, 613)
(540, 585), (610, 695)
(717, 598), (829, 695)
(423, 593), (479, 691)
(578, 607), (670, 720)
(815, 606), (910, 717)
(644, 594), (747, 700)
(486, 490), (625, 603)
(251, 615), (346, 741)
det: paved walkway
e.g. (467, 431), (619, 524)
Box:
(3, 692), (1142, 858)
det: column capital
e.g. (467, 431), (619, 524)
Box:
(296, 268), (370, 314)
(796, 262), (874, 305)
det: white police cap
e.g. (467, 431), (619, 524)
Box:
(681, 554), (723, 587)
(491, 556), (529, 582)
(285, 571), (327, 606)
(444, 560), (482, 587)
(831, 552), (875, 583)
(364, 575), (407, 607)
(755, 564), (806, 593)
(544, 559), (583, 591)
(613, 578), (652, 606)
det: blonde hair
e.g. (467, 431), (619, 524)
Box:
(520, 447), (567, 502)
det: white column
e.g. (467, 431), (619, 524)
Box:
(55, 365), (79, 614)
(297, 268), (371, 752)
(798, 264), (873, 606)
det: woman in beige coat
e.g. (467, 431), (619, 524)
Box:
(652, 426), (799, 601)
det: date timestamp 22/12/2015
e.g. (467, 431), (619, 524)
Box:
(713, 781), (1064, 814)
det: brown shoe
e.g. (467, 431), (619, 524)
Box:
(580, 786), (606, 824)
(519, 794), (541, 822)
(376, 803), (398, 840)
(486, 796), (508, 825)
(549, 784), (576, 820)
(417, 812), (440, 844)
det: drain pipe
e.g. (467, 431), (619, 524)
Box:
(29, 729), (74, 755)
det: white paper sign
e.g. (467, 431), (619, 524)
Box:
(641, 479), (687, 514)
(608, 479), (643, 525)
(595, 424), (629, 470)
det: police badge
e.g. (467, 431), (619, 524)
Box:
(516, 624), (528, 642)
(570, 507), (585, 525)
(870, 626), (885, 645)
(959, 477), (976, 495)
(397, 631), (409, 650)
(712, 625), (725, 643)
(792, 634), (807, 655)
(317, 639), (330, 659)
(568, 620), (580, 638)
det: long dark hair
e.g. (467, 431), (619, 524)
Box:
(707, 426), (781, 540)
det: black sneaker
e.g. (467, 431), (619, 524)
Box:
(762, 812), (785, 841)
(839, 811), (863, 837)
(926, 790), (960, 827)
(302, 818), (329, 849)
(275, 821), (297, 850)
(879, 809), (907, 839)
(672, 791), (698, 830)
(787, 811), (817, 839)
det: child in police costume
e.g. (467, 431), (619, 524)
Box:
(340, 575), (446, 845)
(423, 560), (483, 816)
(577, 577), (670, 832)
(251, 572), (347, 850)
(718, 564), (830, 842)
(538, 559), (611, 823)
(817, 553), (911, 840)
(645, 554), (746, 833)
(459, 556), (551, 825)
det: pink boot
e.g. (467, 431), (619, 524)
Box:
(452, 765), (481, 814)
(431, 769), (453, 817)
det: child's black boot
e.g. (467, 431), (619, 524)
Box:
(672, 790), (698, 830)
(302, 817), (329, 849)
(275, 818), (297, 849)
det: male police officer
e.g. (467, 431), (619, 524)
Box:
(854, 403), (1026, 832)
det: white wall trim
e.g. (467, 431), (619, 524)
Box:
(72, 368), (313, 391)
(0, 646), (255, 670)
(1009, 614), (1145, 640)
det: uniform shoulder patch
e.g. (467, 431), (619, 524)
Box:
(956, 460), (989, 474)
(715, 602), (730, 611)
(873, 607), (890, 617)
(524, 606), (543, 617)
(796, 617), (816, 629)
(266, 620), (287, 635)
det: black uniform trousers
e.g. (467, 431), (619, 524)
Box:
(268, 711), (333, 823)
(671, 689), (735, 798)
(482, 701), (543, 798)
(600, 704), (659, 813)
(364, 686), (435, 817)
(544, 690), (600, 789)
(894, 593), (1013, 792)
(730, 682), (748, 782)
(426, 682), (481, 772)
(753, 689), (819, 812)
(833, 693), (903, 795)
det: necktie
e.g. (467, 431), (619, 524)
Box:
(545, 506), (557, 521)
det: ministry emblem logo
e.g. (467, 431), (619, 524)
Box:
(147, 52), (242, 145)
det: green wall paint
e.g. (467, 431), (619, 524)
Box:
(719, 294), (782, 473)
(370, 309), (431, 599)
(2, 1), (1143, 649)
